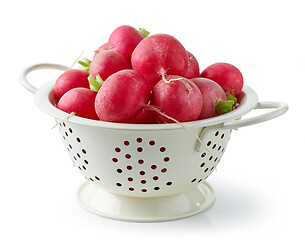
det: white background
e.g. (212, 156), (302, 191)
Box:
(1, 0), (303, 239)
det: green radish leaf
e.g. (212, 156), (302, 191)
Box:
(78, 58), (92, 72)
(88, 74), (103, 92)
(226, 93), (237, 104)
(139, 28), (150, 38)
(215, 100), (235, 114)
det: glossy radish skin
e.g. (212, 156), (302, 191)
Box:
(131, 34), (188, 88)
(150, 75), (203, 123)
(108, 25), (144, 62)
(200, 62), (243, 96)
(185, 51), (200, 79)
(57, 88), (98, 120)
(89, 50), (131, 80)
(95, 70), (151, 123)
(54, 69), (90, 99)
(191, 78), (226, 119)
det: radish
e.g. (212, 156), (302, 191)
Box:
(200, 62), (243, 96)
(131, 34), (189, 88)
(89, 50), (131, 80)
(95, 70), (151, 123)
(93, 42), (113, 59)
(150, 75), (203, 123)
(190, 78), (227, 119)
(135, 102), (157, 124)
(53, 69), (90, 99)
(94, 25), (147, 62)
(57, 87), (99, 120)
(185, 51), (200, 79)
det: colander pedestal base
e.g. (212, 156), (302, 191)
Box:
(76, 181), (215, 222)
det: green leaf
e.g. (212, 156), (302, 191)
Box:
(88, 74), (103, 92)
(226, 93), (237, 104)
(139, 28), (150, 38)
(215, 100), (235, 114)
(78, 58), (91, 72)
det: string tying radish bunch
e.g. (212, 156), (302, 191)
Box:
(52, 25), (244, 125)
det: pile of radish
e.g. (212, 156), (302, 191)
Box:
(54, 25), (244, 124)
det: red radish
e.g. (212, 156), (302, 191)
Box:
(185, 51), (200, 79)
(89, 50), (131, 80)
(131, 34), (188, 88)
(57, 88), (99, 120)
(94, 25), (145, 62)
(95, 70), (151, 123)
(135, 102), (157, 124)
(93, 42), (113, 59)
(190, 78), (226, 119)
(150, 75), (203, 123)
(54, 69), (90, 99)
(200, 62), (243, 96)
(108, 25), (145, 62)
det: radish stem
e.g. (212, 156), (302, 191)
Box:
(139, 28), (150, 38)
(88, 74), (103, 92)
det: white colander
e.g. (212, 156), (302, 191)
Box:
(21, 63), (288, 222)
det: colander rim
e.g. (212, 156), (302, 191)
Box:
(34, 80), (258, 130)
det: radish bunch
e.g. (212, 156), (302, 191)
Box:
(54, 25), (244, 123)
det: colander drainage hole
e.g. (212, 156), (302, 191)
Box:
(166, 182), (172, 186)
(116, 183), (122, 187)
(191, 178), (196, 183)
(76, 137), (81, 143)
(84, 160), (89, 164)
(125, 154), (131, 159)
(69, 128), (73, 133)
(164, 157), (170, 162)
(95, 176), (100, 181)
(136, 138), (142, 143)
(160, 147), (166, 152)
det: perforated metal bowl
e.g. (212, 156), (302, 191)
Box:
(21, 63), (288, 222)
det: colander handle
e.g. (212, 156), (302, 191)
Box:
(20, 63), (70, 94)
(221, 101), (288, 130)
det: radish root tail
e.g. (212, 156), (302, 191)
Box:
(146, 105), (216, 169)
(52, 112), (76, 129)
(161, 72), (192, 95)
